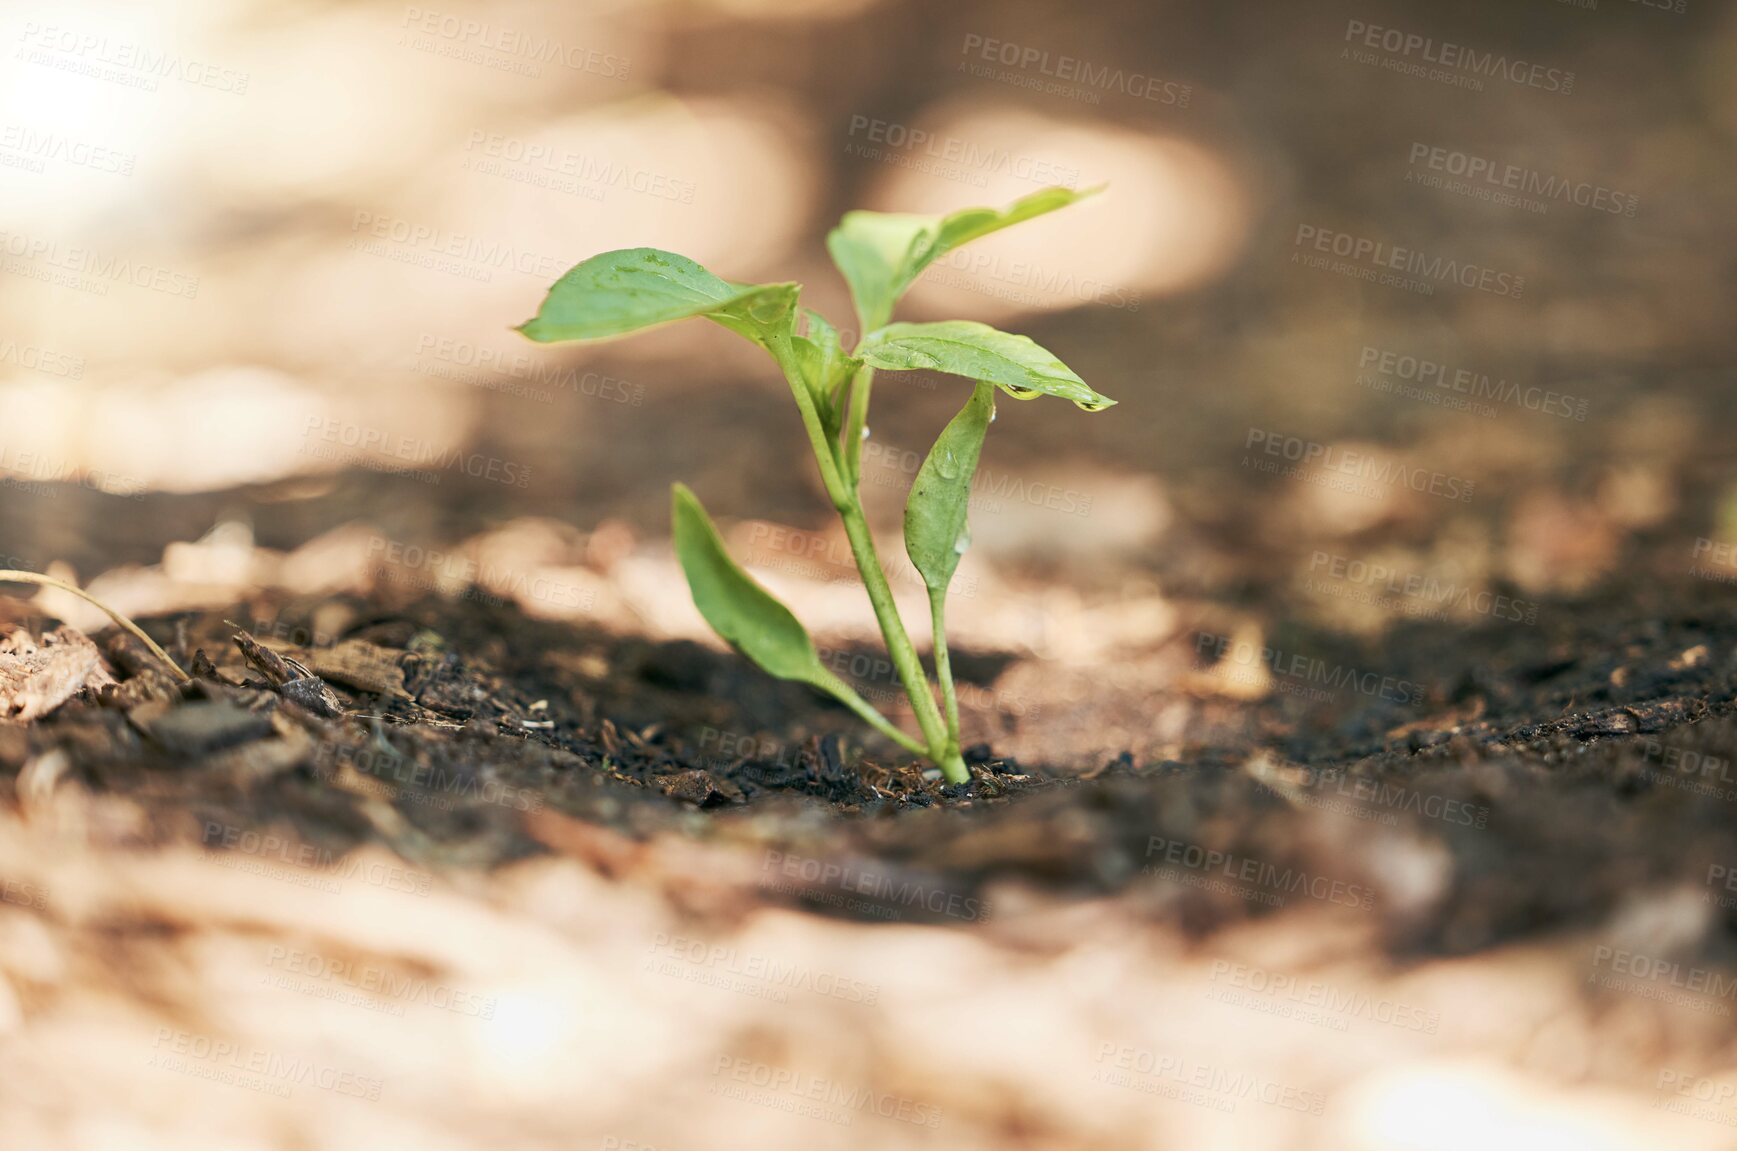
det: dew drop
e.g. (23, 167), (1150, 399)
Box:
(861, 426), (871, 440)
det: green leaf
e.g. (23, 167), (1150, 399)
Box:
(798, 311), (858, 392)
(670, 483), (836, 688)
(825, 185), (1102, 331)
(791, 309), (860, 438)
(905, 382), (994, 595)
(707, 281), (801, 349)
(671, 483), (931, 758)
(857, 320), (1115, 411)
(825, 213), (931, 332)
(517, 247), (797, 348)
(925, 184), (1103, 262)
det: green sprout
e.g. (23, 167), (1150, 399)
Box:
(518, 186), (1114, 784)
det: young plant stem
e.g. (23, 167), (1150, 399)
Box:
(841, 363), (875, 484)
(769, 337), (960, 779)
(841, 301), (892, 485)
(834, 502), (959, 776)
(836, 318), (967, 781)
(928, 590), (962, 747)
(0, 570), (191, 681)
(818, 672), (930, 757)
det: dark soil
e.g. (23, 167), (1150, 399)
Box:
(8, 568), (1735, 968)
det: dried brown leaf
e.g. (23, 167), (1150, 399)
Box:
(0, 627), (113, 722)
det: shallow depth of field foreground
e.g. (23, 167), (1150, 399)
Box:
(2, 1), (1736, 1148)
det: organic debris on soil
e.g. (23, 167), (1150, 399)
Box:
(2, 580), (1733, 958)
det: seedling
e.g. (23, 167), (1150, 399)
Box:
(518, 186), (1113, 783)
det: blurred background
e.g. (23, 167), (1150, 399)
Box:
(2, 0), (1733, 686)
(3, 0), (1737, 1148)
